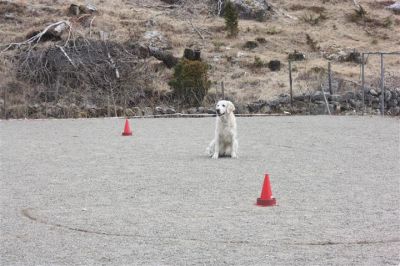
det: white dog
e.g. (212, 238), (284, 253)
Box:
(207, 100), (238, 159)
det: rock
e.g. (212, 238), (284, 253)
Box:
(68, 4), (97, 16)
(310, 102), (333, 115)
(183, 48), (201, 61)
(197, 107), (206, 113)
(204, 108), (214, 114)
(288, 51), (305, 61)
(247, 101), (266, 113)
(165, 107), (176, 114)
(256, 37), (267, 44)
(268, 100), (281, 112)
(142, 31), (171, 50)
(268, 60), (281, 71)
(234, 104), (249, 114)
(294, 94), (307, 101)
(223, 0), (272, 21)
(355, 92), (363, 100)
(342, 91), (355, 102)
(367, 94), (380, 104)
(260, 105), (271, 113)
(155, 106), (165, 114)
(349, 99), (362, 109)
(68, 4), (80, 16)
(331, 101), (341, 114)
(243, 41), (258, 49)
(369, 89), (379, 96)
(388, 99), (398, 108)
(311, 91), (331, 102)
(4, 13), (15, 20)
(389, 106), (400, 116)
(278, 94), (290, 104)
(386, 2), (400, 12)
(143, 107), (153, 116)
(331, 94), (342, 102)
(125, 108), (135, 117)
(132, 107), (143, 116)
(187, 107), (198, 114)
(231, 71), (246, 79)
(160, 0), (180, 4)
(346, 50), (364, 64)
(384, 90), (392, 102)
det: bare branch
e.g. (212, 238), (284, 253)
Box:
(0, 20), (71, 54)
(56, 45), (77, 68)
(188, 19), (205, 40)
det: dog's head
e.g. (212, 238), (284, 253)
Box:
(215, 100), (235, 116)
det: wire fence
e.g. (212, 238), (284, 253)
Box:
(287, 52), (400, 115)
(1, 51), (400, 119)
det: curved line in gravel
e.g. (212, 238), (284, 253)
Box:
(20, 208), (259, 245)
(295, 239), (400, 246)
(22, 208), (400, 246)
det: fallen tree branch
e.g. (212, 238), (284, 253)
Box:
(107, 52), (120, 79)
(56, 45), (77, 68)
(0, 20), (71, 54)
(321, 85), (331, 115)
(89, 16), (96, 37)
(188, 19), (205, 40)
(148, 46), (179, 68)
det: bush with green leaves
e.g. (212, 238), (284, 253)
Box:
(224, 1), (239, 37)
(168, 59), (211, 106)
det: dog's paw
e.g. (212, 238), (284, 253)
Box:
(231, 154), (238, 159)
(212, 153), (219, 159)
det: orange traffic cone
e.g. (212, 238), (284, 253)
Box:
(256, 174), (276, 207)
(122, 119), (132, 136)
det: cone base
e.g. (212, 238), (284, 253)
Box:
(256, 197), (276, 207)
(122, 132), (132, 136)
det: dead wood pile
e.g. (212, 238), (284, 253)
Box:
(15, 38), (163, 108)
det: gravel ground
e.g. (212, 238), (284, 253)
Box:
(1, 116), (399, 266)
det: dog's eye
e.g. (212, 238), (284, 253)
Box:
(222, 104), (225, 107)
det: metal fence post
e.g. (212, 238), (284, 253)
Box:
(380, 53), (384, 116)
(361, 53), (365, 114)
(221, 81), (225, 100)
(328, 61), (333, 95)
(3, 86), (7, 120)
(289, 60), (293, 107)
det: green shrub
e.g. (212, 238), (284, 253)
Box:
(224, 1), (239, 37)
(168, 59), (211, 106)
(252, 56), (265, 68)
(301, 12), (327, 25)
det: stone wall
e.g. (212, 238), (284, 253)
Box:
(2, 87), (400, 119)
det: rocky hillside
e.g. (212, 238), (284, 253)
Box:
(0, 0), (399, 118)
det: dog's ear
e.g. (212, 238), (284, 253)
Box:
(227, 101), (235, 114)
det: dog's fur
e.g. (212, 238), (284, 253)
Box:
(207, 100), (238, 159)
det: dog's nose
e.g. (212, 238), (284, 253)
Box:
(216, 109), (221, 114)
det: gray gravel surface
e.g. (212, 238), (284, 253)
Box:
(1, 116), (399, 266)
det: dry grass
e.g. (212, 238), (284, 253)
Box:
(0, 0), (399, 106)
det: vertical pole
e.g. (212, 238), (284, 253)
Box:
(107, 95), (111, 117)
(361, 53), (365, 114)
(221, 81), (225, 100)
(380, 53), (384, 116)
(289, 60), (293, 107)
(321, 85), (331, 115)
(328, 61), (333, 95)
(3, 87), (7, 120)
(123, 88), (127, 117)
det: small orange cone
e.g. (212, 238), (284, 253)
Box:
(256, 174), (276, 207)
(122, 119), (132, 136)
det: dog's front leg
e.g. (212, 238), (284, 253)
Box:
(231, 138), (238, 158)
(212, 137), (219, 159)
